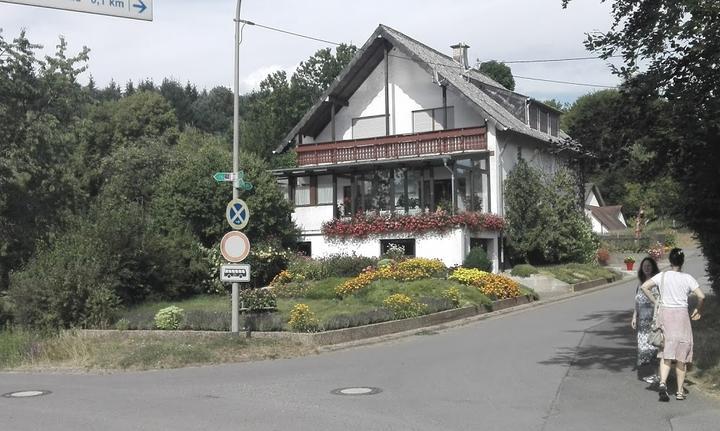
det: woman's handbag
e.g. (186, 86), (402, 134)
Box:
(649, 273), (665, 348)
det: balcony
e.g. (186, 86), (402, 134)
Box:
(296, 127), (487, 167)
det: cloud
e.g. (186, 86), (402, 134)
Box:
(240, 64), (296, 93)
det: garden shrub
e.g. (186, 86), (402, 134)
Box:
(288, 304), (320, 332)
(322, 253), (378, 277)
(287, 255), (328, 280)
(463, 247), (493, 272)
(335, 258), (447, 297)
(245, 244), (292, 288)
(448, 268), (521, 300)
(441, 287), (462, 308)
(511, 264), (539, 277)
(383, 294), (426, 319)
(377, 258), (393, 268)
(383, 243), (406, 261)
(270, 270), (305, 286)
(114, 318), (131, 331)
(239, 288), (277, 312)
(154, 306), (185, 330)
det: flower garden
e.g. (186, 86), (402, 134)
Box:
(118, 254), (534, 333)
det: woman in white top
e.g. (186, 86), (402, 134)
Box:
(640, 248), (705, 402)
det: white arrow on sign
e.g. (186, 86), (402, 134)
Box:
(1, 0), (153, 21)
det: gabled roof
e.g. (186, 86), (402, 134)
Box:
(276, 24), (565, 153)
(585, 183), (606, 206)
(587, 205), (627, 232)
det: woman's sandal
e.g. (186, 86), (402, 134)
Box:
(676, 392), (686, 400)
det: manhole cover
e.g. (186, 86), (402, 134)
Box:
(331, 387), (382, 396)
(3, 390), (52, 398)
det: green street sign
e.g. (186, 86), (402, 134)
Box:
(213, 172), (235, 182)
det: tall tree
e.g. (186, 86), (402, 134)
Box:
(476, 60), (515, 90)
(563, 0), (720, 294)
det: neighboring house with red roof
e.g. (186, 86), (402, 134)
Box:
(272, 24), (572, 270)
(584, 183), (627, 234)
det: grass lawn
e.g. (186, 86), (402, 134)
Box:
(538, 263), (619, 285)
(117, 277), (494, 332)
(0, 328), (315, 371)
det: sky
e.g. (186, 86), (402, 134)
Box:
(0, 0), (624, 104)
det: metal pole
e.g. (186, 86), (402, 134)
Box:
(231, 0), (243, 334)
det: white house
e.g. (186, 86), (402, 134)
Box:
(584, 183), (627, 234)
(272, 25), (572, 271)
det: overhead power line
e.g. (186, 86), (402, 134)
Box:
(238, 19), (341, 46)
(513, 75), (616, 88)
(240, 19), (618, 88)
(491, 55), (623, 64)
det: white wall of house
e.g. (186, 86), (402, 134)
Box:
(292, 205), (335, 235)
(586, 193), (600, 207)
(307, 49), (482, 144)
(299, 228), (499, 269)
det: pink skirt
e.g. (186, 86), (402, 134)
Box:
(657, 307), (693, 363)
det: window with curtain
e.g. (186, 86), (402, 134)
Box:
(294, 176), (311, 206)
(317, 175), (333, 204)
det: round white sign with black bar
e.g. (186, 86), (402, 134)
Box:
(220, 231), (250, 263)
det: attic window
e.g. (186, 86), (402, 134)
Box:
(528, 104), (539, 130)
(550, 114), (559, 137)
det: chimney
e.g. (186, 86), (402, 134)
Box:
(451, 42), (470, 69)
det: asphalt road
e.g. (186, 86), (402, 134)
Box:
(2, 251), (718, 431)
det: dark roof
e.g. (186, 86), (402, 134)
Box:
(276, 24), (566, 153)
(587, 205), (626, 231)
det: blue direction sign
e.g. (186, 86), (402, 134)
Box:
(226, 199), (250, 230)
(1, 0), (154, 21)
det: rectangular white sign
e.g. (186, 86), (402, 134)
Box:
(220, 264), (251, 283)
(1, 0), (153, 21)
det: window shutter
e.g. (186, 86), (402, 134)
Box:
(352, 115), (386, 139)
(413, 110), (434, 133)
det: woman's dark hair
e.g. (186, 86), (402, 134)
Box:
(637, 257), (660, 283)
(669, 248), (685, 268)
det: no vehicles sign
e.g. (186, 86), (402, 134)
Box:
(220, 231), (250, 263)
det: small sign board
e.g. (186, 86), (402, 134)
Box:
(220, 231), (250, 263)
(1, 0), (153, 21)
(220, 264), (250, 283)
(213, 172), (236, 182)
(226, 198), (250, 230)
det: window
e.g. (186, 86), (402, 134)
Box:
(549, 114), (559, 137)
(277, 178), (289, 201)
(539, 109), (548, 133)
(380, 239), (416, 257)
(528, 104), (539, 130)
(294, 176), (310, 206)
(412, 106), (454, 133)
(317, 175), (333, 204)
(296, 241), (312, 257)
(352, 115), (387, 139)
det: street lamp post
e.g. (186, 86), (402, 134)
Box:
(231, 0), (243, 333)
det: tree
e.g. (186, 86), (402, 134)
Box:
(504, 157), (547, 263)
(563, 0), (720, 294)
(476, 60), (515, 90)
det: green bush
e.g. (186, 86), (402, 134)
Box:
(463, 247), (493, 272)
(511, 264), (539, 277)
(154, 306), (185, 330)
(440, 287), (462, 308)
(377, 258), (394, 268)
(238, 288), (277, 312)
(287, 255), (328, 280)
(383, 293), (427, 319)
(115, 318), (131, 330)
(245, 244), (292, 288)
(288, 304), (320, 332)
(0, 294), (13, 327)
(322, 253), (378, 277)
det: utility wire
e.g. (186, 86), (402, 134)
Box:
(239, 19), (341, 46)
(513, 75), (616, 88)
(241, 19), (617, 88)
(490, 55), (623, 64)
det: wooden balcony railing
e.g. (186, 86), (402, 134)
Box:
(296, 127), (487, 166)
